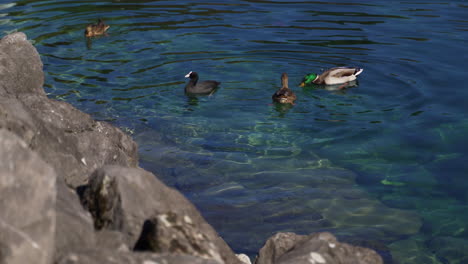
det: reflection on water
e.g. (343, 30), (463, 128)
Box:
(4, 0), (468, 262)
(302, 80), (359, 94)
(272, 102), (294, 118)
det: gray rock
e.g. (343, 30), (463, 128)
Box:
(0, 31), (137, 262)
(0, 31), (138, 188)
(18, 94), (138, 187)
(255, 232), (308, 264)
(0, 32), (45, 97)
(94, 229), (130, 252)
(0, 129), (56, 264)
(236, 254), (252, 264)
(80, 165), (241, 264)
(54, 177), (96, 261)
(0, 96), (88, 186)
(56, 250), (223, 264)
(134, 213), (223, 261)
(255, 232), (383, 264)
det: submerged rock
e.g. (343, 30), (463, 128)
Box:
(389, 237), (441, 264)
(428, 236), (468, 264)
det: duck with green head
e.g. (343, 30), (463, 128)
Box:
(299, 67), (363, 87)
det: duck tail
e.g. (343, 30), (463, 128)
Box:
(354, 68), (364, 76)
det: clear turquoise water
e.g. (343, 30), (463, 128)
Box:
(3, 0), (468, 262)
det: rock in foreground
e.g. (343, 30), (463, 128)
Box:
(0, 32), (240, 264)
(80, 165), (233, 263)
(0, 130), (56, 264)
(255, 232), (383, 264)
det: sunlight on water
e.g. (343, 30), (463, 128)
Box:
(3, 0), (468, 262)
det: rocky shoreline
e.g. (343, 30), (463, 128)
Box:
(0, 32), (383, 264)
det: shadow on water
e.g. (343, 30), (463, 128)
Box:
(272, 102), (294, 118)
(85, 34), (111, 50)
(184, 86), (220, 109)
(85, 37), (92, 50)
(302, 80), (359, 96)
(186, 95), (200, 107)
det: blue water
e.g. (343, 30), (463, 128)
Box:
(3, 0), (468, 262)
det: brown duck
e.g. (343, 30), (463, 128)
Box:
(85, 19), (110, 37)
(272, 73), (296, 104)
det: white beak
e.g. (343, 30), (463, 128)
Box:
(185, 71), (192, 78)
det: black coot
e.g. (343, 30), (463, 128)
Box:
(184, 71), (220, 95)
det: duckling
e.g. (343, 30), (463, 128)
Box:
(272, 73), (296, 104)
(184, 71), (221, 95)
(85, 19), (110, 38)
(299, 67), (363, 87)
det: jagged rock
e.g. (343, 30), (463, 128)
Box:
(237, 254), (252, 264)
(0, 32), (44, 97)
(80, 165), (241, 264)
(254, 232), (309, 264)
(20, 95), (138, 187)
(54, 177), (96, 261)
(255, 232), (383, 264)
(0, 96), (88, 186)
(0, 31), (138, 188)
(56, 250), (223, 264)
(134, 212), (223, 262)
(0, 129), (56, 264)
(95, 230), (130, 252)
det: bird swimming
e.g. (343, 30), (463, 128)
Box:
(184, 71), (221, 95)
(299, 67), (363, 87)
(85, 19), (110, 38)
(272, 73), (296, 105)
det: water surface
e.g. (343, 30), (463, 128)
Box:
(3, 0), (468, 263)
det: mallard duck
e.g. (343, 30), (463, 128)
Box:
(184, 71), (221, 95)
(299, 67), (363, 87)
(85, 19), (110, 38)
(272, 73), (296, 104)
